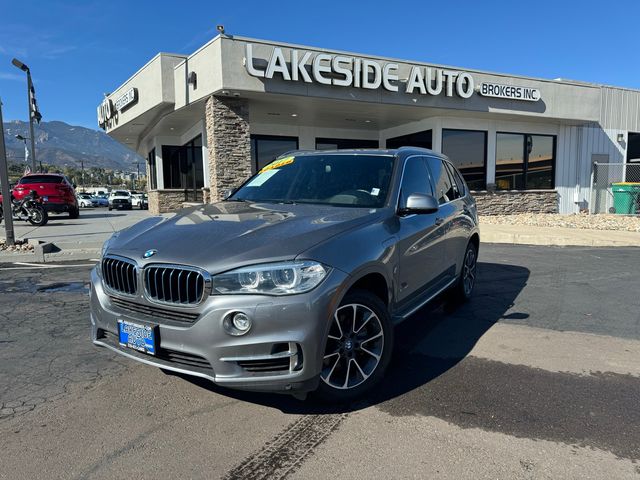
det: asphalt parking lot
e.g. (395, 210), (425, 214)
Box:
(8, 208), (149, 253)
(1, 244), (639, 479)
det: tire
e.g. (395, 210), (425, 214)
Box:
(108, 206), (112, 211)
(314, 289), (393, 403)
(450, 240), (478, 304)
(27, 206), (48, 226)
(69, 206), (79, 219)
(0, 206), (3, 225)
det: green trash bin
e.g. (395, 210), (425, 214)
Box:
(611, 182), (640, 214)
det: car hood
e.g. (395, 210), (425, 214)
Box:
(106, 201), (385, 273)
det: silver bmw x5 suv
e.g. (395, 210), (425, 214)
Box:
(90, 148), (479, 401)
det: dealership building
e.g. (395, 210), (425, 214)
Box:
(98, 35), (640, 214)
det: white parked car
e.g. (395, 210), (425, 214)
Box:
(130, 192), (149, 210)
(77, 193), (97, 208)
(108, 190), (132, 211)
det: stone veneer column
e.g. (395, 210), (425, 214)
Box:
(205, 96), (252, 202)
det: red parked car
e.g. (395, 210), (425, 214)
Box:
(12, 173), (80, 219)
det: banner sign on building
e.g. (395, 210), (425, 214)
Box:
(97, 87), (138, 129)
(244, 44), (541, 102)
(478, 83), (541, 102)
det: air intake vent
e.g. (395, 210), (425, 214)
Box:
(144, 265), (207, 305)
(109, 296), (200, 323)
(102, 256), (138, 295)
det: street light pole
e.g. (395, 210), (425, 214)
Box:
(0, 98), (16, 246)
(26, 73), (37, 172)
(12, 58), (39, 173)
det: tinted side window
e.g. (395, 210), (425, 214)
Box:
(451, 164), (468, 197)
(426, 158), (455, 204)
(399, 157), (432, 207)
(444, 162), (464, 199)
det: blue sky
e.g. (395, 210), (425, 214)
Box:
(1, 0), (639, 130)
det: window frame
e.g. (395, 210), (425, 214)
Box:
(315, 137), (379, 150)
(495, 132), (556, 190)
(441, 128), (488, 191)
(250, 134), (299, 173)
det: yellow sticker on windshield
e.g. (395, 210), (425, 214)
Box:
(259, 156), (294, 173)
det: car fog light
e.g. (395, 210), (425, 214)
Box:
(232, 312), (251, 331)
(224, 311), (252, 336)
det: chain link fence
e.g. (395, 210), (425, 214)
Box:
(590, 163), (640, 214)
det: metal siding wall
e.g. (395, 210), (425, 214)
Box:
(600, 87), (640, 131)
(556, 82), (640, 214)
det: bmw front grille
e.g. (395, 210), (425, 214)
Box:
(144, 265), (208, 305)
(102, 256), (138, 295)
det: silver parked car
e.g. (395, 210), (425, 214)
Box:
(90, 148), (479, 401)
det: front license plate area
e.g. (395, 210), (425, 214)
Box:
(118, 319), (156, 355)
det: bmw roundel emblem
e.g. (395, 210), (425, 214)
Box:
(143, 249), (158, 259)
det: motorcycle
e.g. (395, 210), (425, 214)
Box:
(0, 190), (48, 226)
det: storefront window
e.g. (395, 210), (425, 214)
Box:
(251, 135), (298, 172)
(316, 138), (379, 150)
(147, 148), (157, 190)
(441, 129), (487, 190)
(386, 130), (432, 149)
(496, 133), (555, 190)
(161, 135), (204, 194)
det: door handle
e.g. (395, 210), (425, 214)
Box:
(434, 217), (444, 226)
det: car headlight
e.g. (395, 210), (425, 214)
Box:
(211, 261), (330, 296)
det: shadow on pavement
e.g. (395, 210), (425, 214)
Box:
(170, 261), (530, 414)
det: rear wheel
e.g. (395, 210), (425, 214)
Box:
(69, 206), (79, 219)
(450, 241), (478, 304)
(315, 290), (393, 402)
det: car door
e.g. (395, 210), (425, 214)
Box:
(424, 156), (460, 281)
(443, 161), (475, 273)
(395, 155), (448, 306)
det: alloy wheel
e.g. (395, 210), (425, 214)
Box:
(321, 303), (384, 390)
(462, 247), (477, 296)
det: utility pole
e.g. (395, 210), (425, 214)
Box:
(0, 98), (16, 246)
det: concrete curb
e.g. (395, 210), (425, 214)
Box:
(479, 226), (640, 247)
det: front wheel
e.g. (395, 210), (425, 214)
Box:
(315, 290), (393, 402)
(27, 206), (48, 226)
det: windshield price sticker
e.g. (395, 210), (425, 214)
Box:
(260, 156), (295, 173)
(247, 169), (280, 187)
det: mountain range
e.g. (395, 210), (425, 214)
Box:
(2, 120), (144, 171)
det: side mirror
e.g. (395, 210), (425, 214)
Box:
(72, 183), (77, 189)
(400, 193), (439, 215)
(222, 188), (235, 200)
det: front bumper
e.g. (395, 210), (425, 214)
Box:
(89, 266), (348, 393)
(110, 202), (132, 210)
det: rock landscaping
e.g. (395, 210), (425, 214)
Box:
(0, 238), (35, 253)
(480, 213), (640, 232)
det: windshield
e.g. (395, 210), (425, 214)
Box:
(113, 191), (129, 196)
(231, 154), (395, 208)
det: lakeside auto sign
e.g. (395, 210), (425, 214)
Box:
(244, 44), (541, 102)
(97, 87), (138, 129)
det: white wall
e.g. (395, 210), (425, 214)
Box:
(250, 123), (379, 149)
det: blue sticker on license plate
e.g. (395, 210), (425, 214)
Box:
(118, 320), (156, 355)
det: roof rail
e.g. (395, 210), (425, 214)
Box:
(276, 149), (315, 158)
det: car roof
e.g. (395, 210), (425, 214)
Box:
(22, 173), (64, 177)
(278, 147), (445, 159)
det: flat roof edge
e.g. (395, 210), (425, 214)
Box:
(223, 35), (609, 91)
(107, 52), (188, 99)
